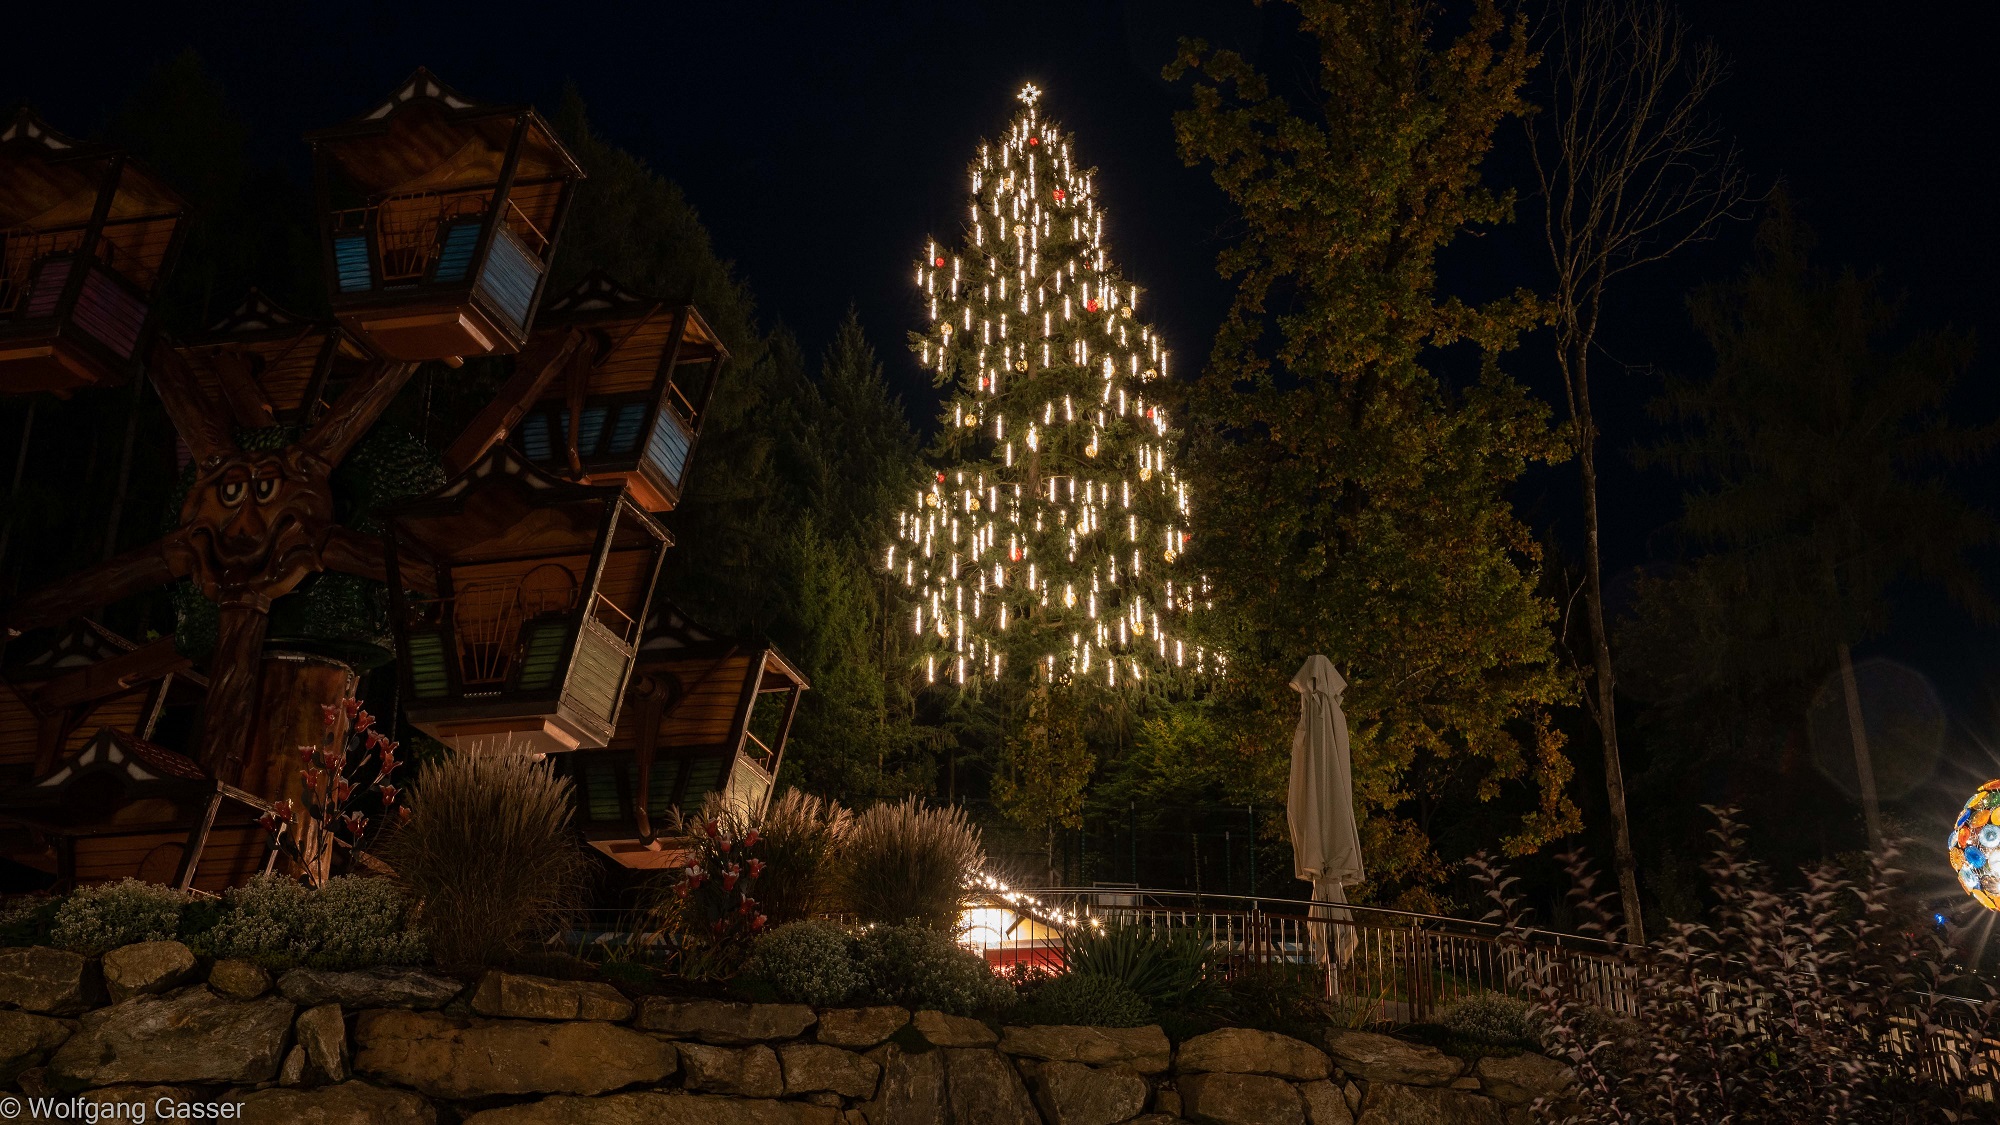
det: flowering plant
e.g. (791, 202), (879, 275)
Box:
(657, 808), (773, 979)
(259, 697), (405, 886)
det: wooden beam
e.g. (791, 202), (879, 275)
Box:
(440, 329), (587, 474)
(762, 682), (803, 816)
(208, 350), (277, 429)
(321, 526), (435, 596)
(628, 674), (670, 845)
(34, 636), (190, 712)
(6, 532), (190, 634)
(172, 790), (223, 891)
(146, 341), (233, 465)
(298, 358), (418, 467)
(198, 600), (270, 785)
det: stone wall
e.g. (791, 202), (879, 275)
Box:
(0, 942), (1576, 1124)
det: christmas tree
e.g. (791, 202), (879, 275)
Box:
(892, 84), (1215, 690)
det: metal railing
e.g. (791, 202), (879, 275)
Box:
(961, 887), (1639, 1023)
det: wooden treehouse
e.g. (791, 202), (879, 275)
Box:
(307, 69), (582, 364)
(0, 620), (279, 893)
(562, 602), (806, 871)
(0, 108), (187, 395)
(175, 290), (374, 430)
(512, 272), (729, 511)
(384, 447), (669, 755)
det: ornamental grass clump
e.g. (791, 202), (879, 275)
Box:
(1059, 920), (1212, 1013)
(1471, 807), (2000, 1122)
(837, 797), (982, 930)
(1013, 971), (1152, 1028)
(49, 879), (186, 954)
(382, 752), (586, 966)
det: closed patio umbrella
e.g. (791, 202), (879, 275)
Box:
(1289, 654), (1364, 963)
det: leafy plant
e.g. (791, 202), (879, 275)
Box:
(196, 875), (308, 964)
(1212, 960), (1335, 1041)
(745, 920), (864, 1006)
(1059, 920), (1212, 1013)
(854, 924), (1014, 1016)
(653, 799), (782, 980)
(1439, 993), (1539, 1049)
(49, 879), (186, 954)
(298, 876), (425, 969)
(1470, 808), (1999, 1121)
(837, 798), (983, 930)
(260, 697), (405, 886)
(381, 752), (586, 966)
(1013, 971), (1153, 1028)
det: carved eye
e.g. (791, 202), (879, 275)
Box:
(253, 478), (278, 502)
(218, 481), (246, 506)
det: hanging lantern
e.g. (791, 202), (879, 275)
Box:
(1948, 781), (2000, 910)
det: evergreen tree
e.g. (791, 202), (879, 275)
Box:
(1628, 198), (1997, 850)
(1167, 0), (1578, 907)
(892, 86), (1214, 693)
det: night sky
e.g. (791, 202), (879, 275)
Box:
(11, 0), (2000, 760)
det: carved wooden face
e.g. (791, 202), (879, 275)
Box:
(180, 446), (334, 600)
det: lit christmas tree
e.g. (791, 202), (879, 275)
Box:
(891, 84), (1216, 690)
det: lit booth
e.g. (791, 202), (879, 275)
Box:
(0, 108), (187, 395)
(515, 272), (729, 512)
(383, 447), (669, 755)
(307, 68), (583, 364)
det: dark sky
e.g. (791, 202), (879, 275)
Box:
(11, 0), (2000, 719)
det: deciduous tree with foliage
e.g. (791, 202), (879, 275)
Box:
(1167, 0), (1580, 907)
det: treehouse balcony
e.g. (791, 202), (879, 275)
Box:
(384, 447), (669, 755)
(559, 603), (807, 871)
(308, 69), (582, 364)
(514, 273), (730, 512)
(0, 109), (186, 396)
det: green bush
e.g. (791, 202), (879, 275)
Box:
(1059, 921), (1211, 1012)
(1014, 972), (1152, 1028)
(196, 876), (309, 964)
(745, 920), (864, 1006)
(49, 880), (186, 953)
(855, 924), (1014, 1016)
(1440, 993), (1538, 1048)
(300, 876), (426, 969)
(1214, 960), (1335, 1040)
(0, 897), (60, 947)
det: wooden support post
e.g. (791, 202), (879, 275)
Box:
(200, 598), (271, 785)
(173, 790), (224, 891)
(629, 675), (669, 845)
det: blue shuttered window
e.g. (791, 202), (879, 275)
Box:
(477, 227), (542, 329)
(333, 236), (373, 293)
(607, 402), (648, 456)
(645, 412), (692, 489)
(432, 222), (482, 283)
(519, 414), (554, 462)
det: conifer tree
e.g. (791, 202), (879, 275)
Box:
(892, 85), (1214, 694)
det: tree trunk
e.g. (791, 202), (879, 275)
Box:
(245, 650), (357, 884)
(1838, 640), (1883, 850)
(1571, 346), (1645, 944)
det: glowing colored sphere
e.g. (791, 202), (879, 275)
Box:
(1948, 781), (2000, 911)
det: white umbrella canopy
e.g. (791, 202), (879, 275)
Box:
(1288, 654), (1364, 962)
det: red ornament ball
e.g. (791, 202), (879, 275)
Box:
(935, 256), (945, 267)
(1029, 136), (1040, 146)
(936, 471), (946, 482)
(1086, 299), (1099, 312)
(1053, 188), (1066, 202)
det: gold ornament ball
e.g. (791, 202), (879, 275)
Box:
(1121, 306), (1134, 318)
(1164, 548), (1179, 563)
(940, 322), (953, 336)
(1013, 223), (1027, 236)
(1133, 620), (1146, 636)
(969, 498), (982, 512)
(925, 493), (939, 508)
(1014, 359), (1029, 372)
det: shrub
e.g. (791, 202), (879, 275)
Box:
(838, 798), (982, 930)
(197, 875), (309, 964)
(1060, 921), (1212, 1013)
(49, 879), (186, 953)
(1471, 808), (2000, 1121)
(1440, 993), (1538, 1048)
(299, 876), (426, 968)
(0, 896), (59, 947)
(745, 920), (864, 1006)
(381, 752), (587, 965)
(1014, 972), (1152, 1028)
(1213, 960), (1335, 1040)
(855, 924), (1014, 1016)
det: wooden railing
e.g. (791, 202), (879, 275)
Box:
(328, 193), (550, 285)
